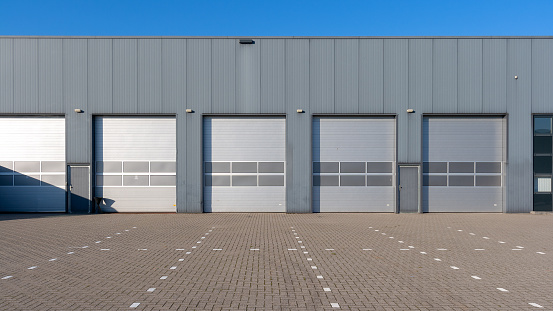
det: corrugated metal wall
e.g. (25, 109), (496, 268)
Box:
(0, 37), (551, 213)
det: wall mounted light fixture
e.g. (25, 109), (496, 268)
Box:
(74, 109), (84, 113)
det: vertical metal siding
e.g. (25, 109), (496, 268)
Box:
(260, 39), (286, 114)
(212, 39), (236, 113)
(384, 39), (408, 162)
(88, 39), (113, 113)
(310, 39), (334, 113)
(138, 39), (162, 113)
(432, 39), (457, 113)
(457, 39), (483, 113)
(185, 39), (211, 212)
(359, 39), (384, 113)
(531, 39), (553, 113)
(236, 38), (260, 113)
(482, 39), (507, 113)
(286, 39), (311, 213)
(335, 39), (359, 113)
(408, 39), (433, 164)
(38, 39), (63, 113)
(0, 38), (14, 113)
(161, 39), (185, 113)
(506, 39), (532, 213)
(113, 39), (138, 113)
(13, 39), (38, 113)
(63, 39), (89, 164)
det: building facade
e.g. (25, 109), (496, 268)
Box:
(0, 36), (552, 213)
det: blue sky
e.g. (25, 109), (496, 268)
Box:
(1, 0), (552, 36)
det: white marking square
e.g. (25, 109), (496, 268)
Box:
(497, 288), (508, 292)
(529, 303), (543, 308)
(408, 246), (415, 249)
(434, 258), (441, 261)
(317, 275), (323, 279)
(307, 258), (312, 261)
(130, 302), (140, 308)
(160, 276), (168, 280)
(537, 252), (546, 254)
(498, 241), (506, 244)
(298, 241), (302, 243)
(400, 249), (410, 251)
(300, 246), (305, 248)
(437, 248), (447, 251)
(331, 303), (340, 308)
(82, 246), (89, 248)
(389, 237), (394, 239)
(28, 266), (37, 270)
(420, 252), (427, 254)
(186, 252), (192, 254)
(250, 249), (259, 251)
(49, 258), (57, 261)
(67, 252), (74, 254)
(2, 276), (13, 280)
(170, 266), (177, 270)
(179, 259), (184, 261)
(474, 249), (485, 251)
(362, 249), (372, 251)
(101, 249), (110, 251)
(325, 249), (334, 251)
(483, 237), (490, 239)
(311, 266), (317, 269)
(323, 288), (331, 292)
(457, 230), (463, 232)
(139, 249), (147, 251)
(95, 241), (101, 243)
(197, 241), (201, 244)
(192, 246), (197, 249)
(471, 276), (481, 280)
(147, 288), (156, 292)
(450, 266), (459, 270)
(516, 246), (524, 248)
(469, 233), (475, 235)
(303, 252), (308, 254)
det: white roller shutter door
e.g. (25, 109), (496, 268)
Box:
(95, 117), (176, 212)
(203, 117), (286, 212)
(0, 117), (66, 212)
(423, 117), (504, 212)
(313, 117), (396, 212)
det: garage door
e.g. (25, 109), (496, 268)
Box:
(423, 117), (504, 212)
(95, 117), (176, 212)
(203, 117), (286, 212)
(0, 117), (66, 212)
(313, 117), (396, 212)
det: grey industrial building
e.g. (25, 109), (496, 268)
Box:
(0, 36), (552, 214)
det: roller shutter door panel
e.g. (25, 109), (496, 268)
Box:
(422, 117), (504, 212)
(313, 117), (396, 212)
(0, 117), (66, 212)
(95, 117), (176, 212)
(203, 117), (286, 212)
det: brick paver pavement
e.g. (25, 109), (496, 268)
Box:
(1, 213), (552, 310)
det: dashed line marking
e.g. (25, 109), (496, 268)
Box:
(374, 230), (379, 231)
(130, 302), (140, 308)
(311, 266), (317, 269)
(398, 241), (404, 243)
(307, 258), (313, 261)
(420, 252), (427, 254)
(471, 276), (482, 280)
(125, 230), (129, 231)
(516, 246), (524, 249)
(192, 246), (197, 249)
(457, 230), (463, 232)
(178, 259), (184, 261)
(170, 266), (177, 270)
(469, 233), (475, 235)
(400, 249), (410, 251)
(200, 237), (205, 239)
(95, 241), (101, 243)
(323, 288), (331, 292)
(331, 303), (340, 308)
(450, 266), (460, 270)
(434, 258), (441, 261)
(205, 233), (209, 235)
(138, 249), (147, 251)
(437, 248), (447, 251)
(474, 249), (485, 251)
(362, 249), (372, 251)
(317, 275), (323, 279)
(483, 237), (490, 239)
(250, 249), (260, 251)
(408, 246), (415, 249)
(529, 303), (544, 308)
(209, 230), (212, 232)
(295, 237), (300, 239)
(147, 288), (156, 292)
(106, 237), (111, 239)
(498, 241), (506, 244)
(298, 241), (303, 243)
(176, 249), (185, 251)
(160, 276), (168, 280)
(82, 246), (89, 248)
(186, 252), (192, 254)
(2, 276), (13, 279)
(381, 233), (386, 235)
(116, 233), (121, 235)
(100, 249), (110, 251)
(301, 246), (305, 249)
(389, 237), (394, 239)
(497, 288), (509, 292)
(67, 252), (74, 254)
(213, 249), (222, 251)
(49, 258), (57, 261)
(303, 251), (309, 254)
(537, 252), (546, 254)
(28, 266), (37, 270)
(196, 241), (201, 244)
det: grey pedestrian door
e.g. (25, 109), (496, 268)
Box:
(399, 166), (419, 213)
(69, 166), (90, 213)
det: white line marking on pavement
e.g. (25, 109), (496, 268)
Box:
(290, 227), (294, 228)
(301, 246), (305, 248)
(212, 227), (215, 229)
(498, 241), (506, 243)
(209, 230), (212, 232)
(483, 237), (490, 239)
(323, 288), (331, 292)
(447, 227), (451, 228)
(170, 267), (177, 270)
(296, 237), (300, 239)
(292, 230), (295, 232)
(497, 288), (508, 292)
(28, 266), (37, 270)
(294, 233), (298, 235)
(2, 276), (13, 280)
(369, 227), (372, 228)
(147, 288), (156, 292)
(250, 249), (259, 251)
(307, 258), (313, 261)
(304, 252), (308, 254)
(116, 233), (121, 235)
(298, 241), (302, 243)
(67, 252), (74, 254)
(186, 252), (192, 254)
(471, 276), (481, 280)
(125, 230), (129, 231)
(317, 275), (323, 279)
(457, 230), (463, 232)
(408, 246), (415, 249)
(375, 230), (379, 231)
(133, 227), (137, 228)
(130, 302), (140, 308)
(437, 248), (447, 251)
(95, 241), (101, 243)
(311, 266), (317, 269)
(106, 237), (111, 239)
(192, 246), (197, 249)
(400, 249), (410, 251)
(205, 233), (209, 235)
(196, 241), (201, 244)
(381, 233), (386, 235)
(434, 258), (441, 261)
(516, 246), (524, 248)
(212, 249), (222, 251)
(420, 252), (427, 254)
(389, 237), (394, 239)
(450, 266), (459, 270)
(139, 249), (147, 251)
(178, 259), (184, 261)
(362, 249), (372, 251)
(160, 276), (167, 280)
(398, 241), (404, 243)
(537, 252), (546, 254)
(469, 233), (475, 235)
(474, 249), (485, 251)
(529, 303), (544, 308)
(82, 246), (89, 248)
(331, 303), (340, 308)
(101, 249), (110, 251)
(325, 249), (334, 251)
(49, 258), (57, 261)
(288, 249), (297, 251)
(201, 237), (205, 239)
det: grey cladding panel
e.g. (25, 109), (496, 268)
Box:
(162, 39), (186, 113)
(88, 39), (113, 113)
(13, 39), (38, 113)
(138, 39), (162, 113)
(261, 39), (285, 113)
(113, 39), (138, 113)
(310, 39), (335, 113)
(532, 39), (553, 113)
(432, 39), (457, 113)
(236, 38), (260, 113)
(335, 39), (359, 113)
(359, 39), (383, 113)
(212, 40), (236, 113)
(483, 39), (507, 113)
(457, 39), (483, 113)
(383, 39), (408, 114)
(38, 39), (63, 113)
(0, 38), (13, 113)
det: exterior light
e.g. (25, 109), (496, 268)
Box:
(74, 109), (84, 113)
(406, 109), (414, 113)
(297, 109), (304, 113)
(185, 109), (194, 113)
